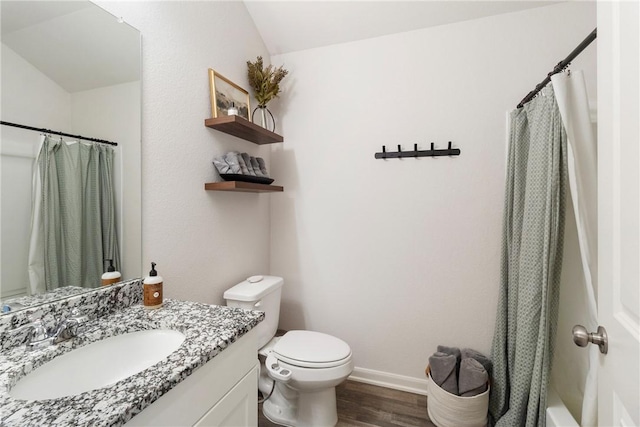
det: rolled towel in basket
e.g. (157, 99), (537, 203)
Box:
(461, 348), (493, 378)
(458, 358), (488, 397)
(437, 345), (462, 377)
(429, 352), (458, 395)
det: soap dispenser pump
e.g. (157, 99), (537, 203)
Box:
(101, 259), (121, 286)
(143, 262), (163, 309)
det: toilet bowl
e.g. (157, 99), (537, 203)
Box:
(263, 330), (354, 426)
(224, 276), (354, 427)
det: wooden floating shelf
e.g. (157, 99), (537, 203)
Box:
(204, 181), (284, 193)
(204, 115), (283, 145)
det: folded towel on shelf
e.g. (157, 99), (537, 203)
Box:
(250, 157), (264, 177)
(240, 153), (256, 175)
(461, 348), (493, 379)
(437, 345), (462, 377)
(223, 152), (243, 174)
(212, 156), (231, 174)
(458, 358), (488, 397)
(256, 157), (269, 176)
(429, 352), (458, 395)
(234, 152), (251, 175)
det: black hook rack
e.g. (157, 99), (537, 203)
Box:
(374, 142), (461, 159)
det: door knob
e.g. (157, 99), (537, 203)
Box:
(572, 325), (608, 354)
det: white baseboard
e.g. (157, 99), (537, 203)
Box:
(348, 366), (428, 396)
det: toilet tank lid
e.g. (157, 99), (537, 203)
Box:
(223, 275), (283, 301)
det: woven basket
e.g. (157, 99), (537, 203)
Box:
(425, 365), (489, 427)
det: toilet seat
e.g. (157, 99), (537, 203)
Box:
(273, 330), (352, 368)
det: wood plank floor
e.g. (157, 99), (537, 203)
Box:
(258, 380), (436, 427)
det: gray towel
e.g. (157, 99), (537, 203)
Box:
(250, 157), (264, 177)
(235, 152), (251, 174)
(437, 345), (462, 377)
(224, 152), (243, 174)
(256, 157), (269, 177)
(240, 153), (256, 176)
(212, 156), (231, 174)
(461, 348), (493, 378)
(458, 358), (488, 397)
(429, 352), (458, 395)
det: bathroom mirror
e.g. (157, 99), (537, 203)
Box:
(0, 1), (141, 313)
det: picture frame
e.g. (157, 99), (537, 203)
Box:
(208, 69), (251, 120)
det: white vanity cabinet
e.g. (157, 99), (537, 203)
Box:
(126, 328), (258, 426)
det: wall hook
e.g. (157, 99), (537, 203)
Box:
(374, 141), (461, 160)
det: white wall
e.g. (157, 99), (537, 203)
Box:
(269, 2), (596, 390)
(0, 43), (72, 298)
(95, 1), (272, 304)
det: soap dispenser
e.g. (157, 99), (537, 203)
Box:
(101, 259), (121, 286)
(143, 262), (163, 309)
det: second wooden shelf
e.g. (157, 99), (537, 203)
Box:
(204, 181), (283, 193)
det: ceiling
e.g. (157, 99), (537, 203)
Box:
(1, 1), (140, 93)
(243, 1), (561, 55)
(1, 1), (560, 91)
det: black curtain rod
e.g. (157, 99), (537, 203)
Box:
(517, 28), (597, 109)
(0, 121), (118, 146)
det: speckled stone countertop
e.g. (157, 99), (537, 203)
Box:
(0, 299), (264, 426)
(2, 287), (87, 312)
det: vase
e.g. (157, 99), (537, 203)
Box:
(252, 105), (276, 132)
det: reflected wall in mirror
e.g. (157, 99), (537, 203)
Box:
(0, 1), (142, 313)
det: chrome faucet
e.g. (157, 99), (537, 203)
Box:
(20, 308), (90, 350)
(23, 316), (50, 350)
(48, 308), (89, 344)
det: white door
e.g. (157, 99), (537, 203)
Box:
(597, 1), (640, 426)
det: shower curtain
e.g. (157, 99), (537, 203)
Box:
(489, 87), (568, 427)
(28, 135), (120, 293)
(550, 70), (598, 427)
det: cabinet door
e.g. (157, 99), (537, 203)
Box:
(194, 366), (258, 427)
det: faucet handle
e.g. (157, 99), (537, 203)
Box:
(29, 318), (49, 342)
(68, 308), (90, 335)
(23, 314), (51, 350)
(70, 307), (90, 322)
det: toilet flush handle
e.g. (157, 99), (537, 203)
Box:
(254, 300), (262, 308)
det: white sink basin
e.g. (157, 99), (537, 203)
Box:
(10, 329), (185, 400)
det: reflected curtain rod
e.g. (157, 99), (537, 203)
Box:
(0, 120), (118, 146)
(517, 28), (597, 109)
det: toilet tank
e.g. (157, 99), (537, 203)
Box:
(223, 276), (283, 349)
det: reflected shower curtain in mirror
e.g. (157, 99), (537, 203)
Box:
(28, 135), (120, 293)
(489, 87), (567, 427)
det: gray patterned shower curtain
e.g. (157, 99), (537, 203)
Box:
(28, 135), (120, 292)
(489, 87), (568, 427)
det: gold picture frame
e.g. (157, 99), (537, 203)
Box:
(208, 69), (250, 120)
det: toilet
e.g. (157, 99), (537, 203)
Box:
(224, 275), (353, 427)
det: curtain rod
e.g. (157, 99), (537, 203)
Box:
(517, 28), (597, 109)
(0, 121), (118, 146)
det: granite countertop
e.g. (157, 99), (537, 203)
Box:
(0, 299), (264, 426)
(2, 287), (88, 312)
